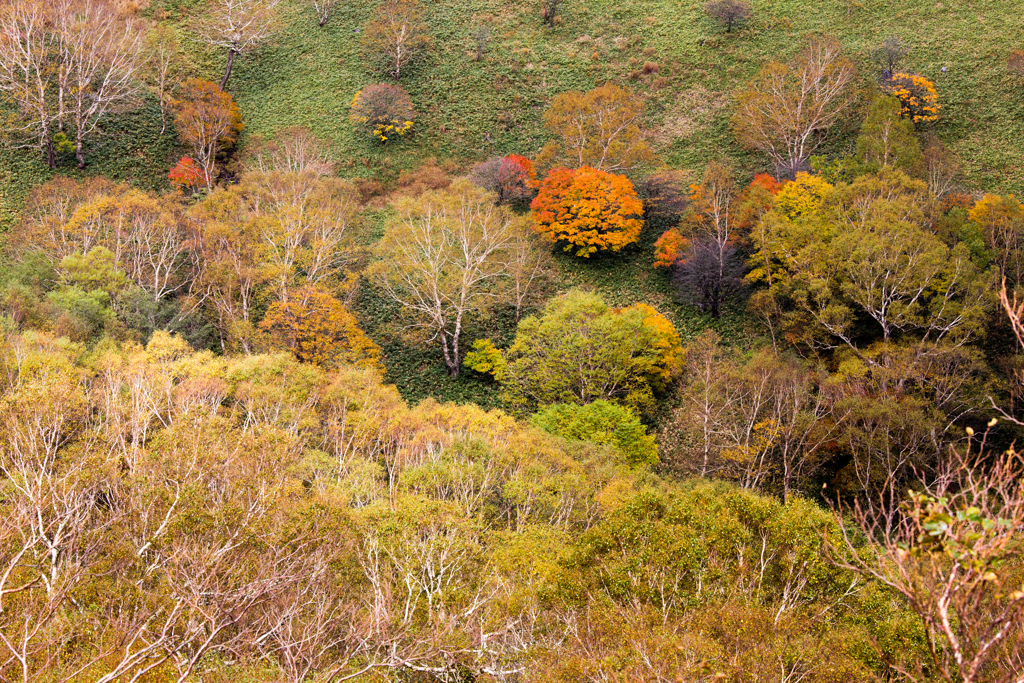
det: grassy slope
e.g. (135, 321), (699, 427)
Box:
(219, 0), (1023, 188)
(2, 0), (1021, 403)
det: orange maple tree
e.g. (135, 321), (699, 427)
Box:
(530, 166), (643, 257)
(167, 156), (208, 192)
(171, 79), (244, 189)
(260, 287), (381, 368)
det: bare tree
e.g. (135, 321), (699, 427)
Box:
(146, 24), (184, 136)
(540, 0), (564, 28)
(733, 37), (856, 177)
(196, 0), (283, 90)
(0, 1), (60, 167)
(705, 0), (752, 33)
(831, 446), (1024, 683)
(673, 161), (745, 318)
(54, 0), (145, 168)
(312, 0), (337, 27)
(244, 125), (336, 176)
(472, 26), (490, 62)
(874, 35), (909, 80)
(507, 226), (552, 321)
(674, 236), (746, 318)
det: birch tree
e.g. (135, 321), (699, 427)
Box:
(196, 0), (283, 90)
(733, 37), (856, 177)
(370, 180), (527, 377)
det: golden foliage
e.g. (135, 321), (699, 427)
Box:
(537, 83), (653, 172)
(260, 286), (380, 369)
(531, 167), (643, 257)
(885, 72), (940, 124)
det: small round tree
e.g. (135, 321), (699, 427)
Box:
(704, 0), (752, 33)
(168, 157), (209, 194)
(468, 154), (537, 207)
(885, 72), (940, 125)
(531, 166), (643, 257)
(350, 84), (415, 142)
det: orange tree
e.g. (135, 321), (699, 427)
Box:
(884, 72), (940, 126)
(171, 79), (244, 189)
(530, 166), (643, 257)
(259, 286), (380, 368)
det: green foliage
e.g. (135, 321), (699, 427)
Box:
(493, 289), (682, 416)
(855, 94), (924, 174)
(531, 400), (658, 466)
(59, 247), (130, 294)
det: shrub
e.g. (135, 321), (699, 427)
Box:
(884, 72), (940, 125)
(704, 0), (752, 33)
(1010, 49), (1024, 77)
(531, 167), (643, 257)
(350, 84), (415, 142)
(469, 154), (537, 207)
(168, 156), (208, 193)
(531, 401), (658, 466)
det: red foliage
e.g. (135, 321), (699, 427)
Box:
(168, 156), (208, 191)
(750, 173), (783, 195)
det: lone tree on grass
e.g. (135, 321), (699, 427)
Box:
(874, 35), (909, 80)
(705, 0), (752, 33)
(733, 36), (856, 178)
(196, 0), (282, 90)
(362, 0), (430, 79)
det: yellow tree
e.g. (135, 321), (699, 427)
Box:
(538, 83), (653, 172)
(260, 286), (380, 368)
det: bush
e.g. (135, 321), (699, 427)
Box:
(1010, 49), (1024, 77)
(704, 0), (752, 33)
(531, 401), (658, 466)
(884, 72), (940, 125)
(531, 167), (643, 257)
(350, 84), (415, 142)
(468, 154), (537, 207)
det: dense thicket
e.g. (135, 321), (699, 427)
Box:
(2, 0), (1024, 680)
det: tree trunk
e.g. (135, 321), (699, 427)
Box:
(220, 49), (237, 91)
(75, 135), (86, 169)
(45, 138), (55, 169)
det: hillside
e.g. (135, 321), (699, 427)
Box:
(2, 0), (1024, 680)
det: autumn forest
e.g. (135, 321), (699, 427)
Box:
(0, 0), (1023, 681)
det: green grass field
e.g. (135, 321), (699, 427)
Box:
(1, 0), (1022, 403)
